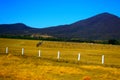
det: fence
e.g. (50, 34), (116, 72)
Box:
(2, 47), (105, 64)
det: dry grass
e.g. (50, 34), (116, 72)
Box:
(0, 38), (120, 80)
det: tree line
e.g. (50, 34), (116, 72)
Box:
(0, 35), (120, 45)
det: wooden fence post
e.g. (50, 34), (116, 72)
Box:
(38, 50), (41, 57)
(6, 47), (8, 54)
(57, 51), (60, 60)
(22, 48), (24, 55)
(78, 53), (80, 61)
(102, 55), (104, 64)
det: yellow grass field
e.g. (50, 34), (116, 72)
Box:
(0, 38), (120, 80)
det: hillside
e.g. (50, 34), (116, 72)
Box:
(38, 12), (120, 40)
(0, 12), (120, 40)
(0, 23), (34, 35)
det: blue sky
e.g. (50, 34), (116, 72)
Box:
(0, 0), (120, 28)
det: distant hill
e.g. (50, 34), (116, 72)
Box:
(0, 23), (35, 35)
(0, 12), (120, 40)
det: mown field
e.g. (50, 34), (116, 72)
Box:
(0, 38), (120, 80)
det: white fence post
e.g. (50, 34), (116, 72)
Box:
(38, 50), (41, 57)
(6, 47), (8, 54)
(22, 48), (24, 55)
(102, 55), (104, 64)
(78, 53), (80, 61)
(57, 51), (60, 60)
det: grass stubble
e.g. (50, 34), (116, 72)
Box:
(0, 38), (120, 80)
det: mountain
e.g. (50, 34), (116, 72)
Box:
(35, 12), (120, 40)
(0, 12), (120, 40)
(0, 23), (34, 35)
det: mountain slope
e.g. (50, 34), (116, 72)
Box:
(0, 23), (34, 35)
(37, 12), (120, 40)
(0, 12), (120, 40)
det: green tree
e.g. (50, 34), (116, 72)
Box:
(108, 39), (119, 45)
